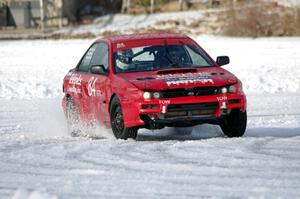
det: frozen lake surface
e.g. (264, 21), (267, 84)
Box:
(0, 37), (300, 199)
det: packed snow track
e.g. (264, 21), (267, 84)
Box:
(0, 37), (300, 199)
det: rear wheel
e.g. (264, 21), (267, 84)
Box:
(220, 109), (247, 137)
(110, 97), (138, 140)
(66, 98), (81, 137)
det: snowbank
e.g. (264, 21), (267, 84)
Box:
(55, 10), (206, 36)
(277, 0), (300, 7)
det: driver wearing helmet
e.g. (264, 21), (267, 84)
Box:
(116, 49), (133, 71)
(167, 46), (186, 65)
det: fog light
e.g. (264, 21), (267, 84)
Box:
(143, 92), (151, 99)
(221, 87), (228, 94)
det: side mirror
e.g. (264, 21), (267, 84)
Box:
(90, 65), (106, 75)
(216, 56), (230, 66)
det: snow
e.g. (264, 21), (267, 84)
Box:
(0, 36), (300, 198)
(277, 0), (300, 7)
(0, 40), (91, 100)
(12, 189), (59, 199)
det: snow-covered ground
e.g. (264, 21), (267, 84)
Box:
(0, 36), (300, 199)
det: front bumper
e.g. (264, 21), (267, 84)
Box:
(122, 93), (246, 128)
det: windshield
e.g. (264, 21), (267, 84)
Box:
(113, 45), (215, 73)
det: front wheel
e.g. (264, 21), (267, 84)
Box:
(110, 97), (138, 140)
(220, 109), (247, 138)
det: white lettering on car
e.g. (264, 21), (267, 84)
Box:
(217, 96), (227, 101)
(159, 100), (171, 105)
(67, 87), (82, 94)
(117, 43), (125, 49)
(166, 78), (213, 86)
(156, 73), (214, 86)
(69, 74), (82, 86)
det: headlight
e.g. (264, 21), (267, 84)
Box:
(221, 87), (228, 94)
(228, 85), (236, 93)
(143, 92), (151, 99)
(238, 81), (244, 94)
(153, 92), (161, 99)
(217, 85), (237, 94)
(143, 91), (162, 99)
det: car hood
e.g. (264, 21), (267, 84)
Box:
(118, 67), (238, 91)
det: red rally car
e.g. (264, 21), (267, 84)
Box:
(62, 33), (247, 139)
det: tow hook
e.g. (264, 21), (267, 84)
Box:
(162, 105), (167, 114)
(221, 102), (228, 115)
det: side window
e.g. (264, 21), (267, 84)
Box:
(78, 44), (97, 72)
(90, 43), (109, 72)
(184, 45), (210, 66)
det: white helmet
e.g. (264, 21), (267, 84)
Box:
(116, 49), (133, 70)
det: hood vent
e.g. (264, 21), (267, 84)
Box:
(211, 72), (224, 76)
(156, 68), (197, 75)
(136, 77), (155, 81)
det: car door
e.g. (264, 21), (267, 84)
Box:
(75, 43), (98, 121)
(86, 42), (110, 125)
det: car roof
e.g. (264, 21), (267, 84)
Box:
(100, 33), (190, 44)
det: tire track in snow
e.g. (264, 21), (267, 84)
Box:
(249, 113), (300, 117)
(1, 97), (300, 198)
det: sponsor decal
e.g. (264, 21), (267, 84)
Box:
(159, 100), (171, 105)
(88, 77), (97, 97)
(156, 73), (214, 86)
(217, 96), (227, 101)
(117, 43), (125, 49)
(69, 74), (82, 86)
(67, 86), (82, 94)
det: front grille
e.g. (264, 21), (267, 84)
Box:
(168, 102), (218, 112)
(161, 87), (218, 98)
(228, 99), (240, 104)
(164, 102), (218, 118)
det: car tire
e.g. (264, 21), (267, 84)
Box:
(220, 109), (247, 138)
(110, 97), (138, 140)
(66, 98), (81, 137)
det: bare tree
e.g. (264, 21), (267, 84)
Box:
(121, 0), (131, 13)
(179, 0), (184, 11)
(150, 0), (154, 13)
(39, 0), (44, 31)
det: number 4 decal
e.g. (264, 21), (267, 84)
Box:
(88, 77), (97, 96)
